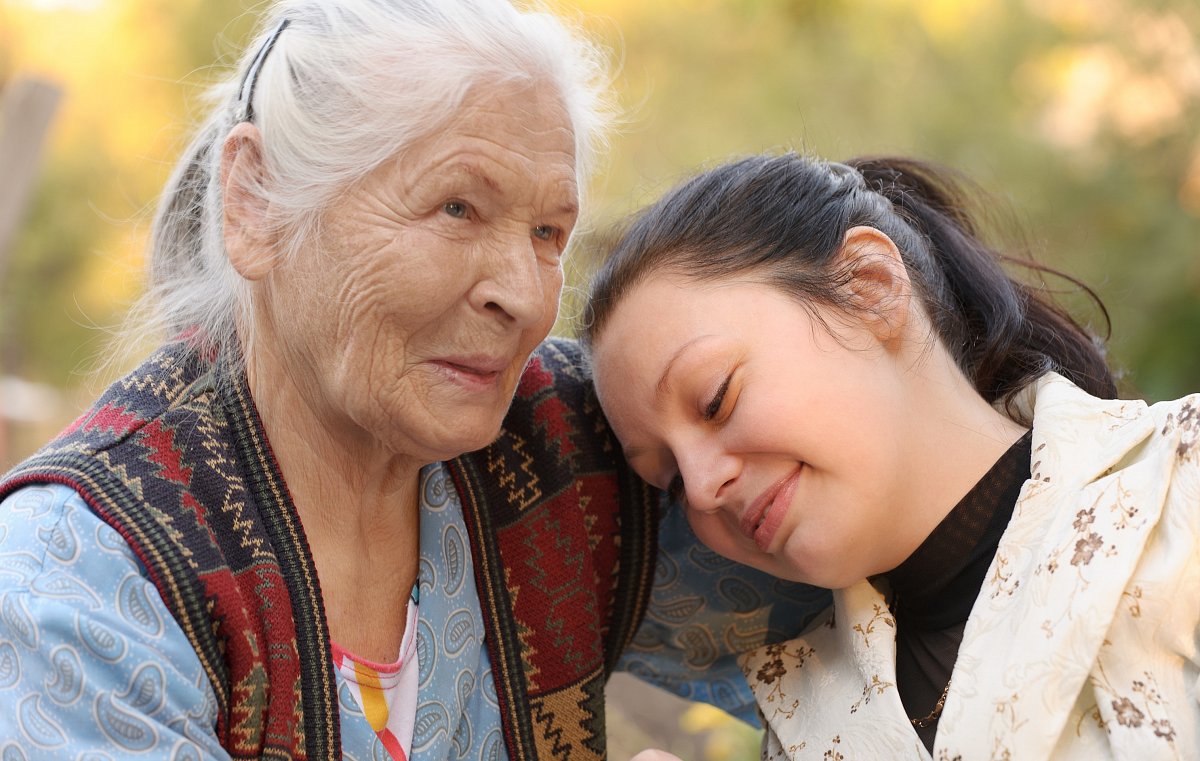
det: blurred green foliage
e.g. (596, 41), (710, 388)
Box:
(569, 0), (1200, 403)
(1, 0), (1197, 410)
(1, 1), (1196, 757)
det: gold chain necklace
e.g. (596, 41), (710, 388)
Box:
(910, 680), (951, 728)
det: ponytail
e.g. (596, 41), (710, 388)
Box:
(133, 105), (248, 364)
(585, 153), (1116, 415)
(847, 156), (1116, 404)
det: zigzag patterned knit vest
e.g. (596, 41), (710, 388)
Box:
(0, 337), (656, 760)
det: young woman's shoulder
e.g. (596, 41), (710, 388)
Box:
(1151, 392), (1200, 463)
(1151, 392), (1200, 503)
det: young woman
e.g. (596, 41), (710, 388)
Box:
(583, 154), (1199, 759)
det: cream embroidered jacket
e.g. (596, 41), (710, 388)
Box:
(740, 373), (1200, 760)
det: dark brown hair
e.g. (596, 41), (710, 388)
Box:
(583, 154), (1116, 408)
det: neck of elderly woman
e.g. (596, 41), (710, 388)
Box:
(246, 331), (425, 522)
(242, 322), (422, 663)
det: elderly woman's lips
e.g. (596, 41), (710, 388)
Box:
(429, 357), (507, 388)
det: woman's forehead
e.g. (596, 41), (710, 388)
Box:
(398, 81), (578, 197)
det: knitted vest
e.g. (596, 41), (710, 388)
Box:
(0, 337), (657, 760)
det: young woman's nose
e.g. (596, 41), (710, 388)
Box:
(678, 444), (740, 514)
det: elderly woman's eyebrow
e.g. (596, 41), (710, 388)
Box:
(455, 162), (504, 193)
(421, 160), (503, 195)
(441, 160), (580, 215)
(441, 162), (537, 201)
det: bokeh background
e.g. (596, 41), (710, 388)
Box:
(1, 1), (1198, 758)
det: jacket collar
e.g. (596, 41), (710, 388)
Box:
(936, 373), (1176, 759)
(750, 375), (1178, 760)
(1008, 372), (1155, 486)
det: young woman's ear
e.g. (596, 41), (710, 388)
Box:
(221, 122), (278, 281)
(837, 225), (913, 343)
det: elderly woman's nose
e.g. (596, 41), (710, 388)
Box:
(470, 234), (553, 327)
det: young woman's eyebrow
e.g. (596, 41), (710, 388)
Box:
(656, 335), (715, 397)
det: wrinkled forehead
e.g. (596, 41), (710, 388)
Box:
(405, 78), (579, 197)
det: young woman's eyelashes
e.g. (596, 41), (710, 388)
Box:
(662, 370), (735, 504)
(703, 373), (733, 422)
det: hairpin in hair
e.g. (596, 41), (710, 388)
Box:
(237, 18), (291, 123)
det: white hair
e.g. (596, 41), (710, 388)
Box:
(137, 0), (614, 372)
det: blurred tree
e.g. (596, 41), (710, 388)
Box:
(0, 0), (254, 389)
(559, 0), (1200, 402)
(2, 0), (1197, 756)
(2, 0), (1197, 418)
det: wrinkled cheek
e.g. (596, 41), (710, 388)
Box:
(537, 270), (565, 334)
(330, 277), (400, 350)
(342, 320), (414, 417)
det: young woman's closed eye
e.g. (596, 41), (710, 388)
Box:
(703, 373), (733, 421)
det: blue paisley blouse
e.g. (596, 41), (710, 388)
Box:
(0, 461), (828, 760)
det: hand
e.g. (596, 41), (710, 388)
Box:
(630, 750), (684, 761)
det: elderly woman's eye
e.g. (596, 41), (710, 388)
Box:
(442, 201), (469, 218)
(532, 224), (557, 241)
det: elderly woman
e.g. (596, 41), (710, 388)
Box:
(0, 2), (826, 760)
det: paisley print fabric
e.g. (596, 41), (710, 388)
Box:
(408, 462), (504, 761)
(618, 502), (831, 723)
(0, 483), (229, 760)
(740, 373), (1200, 760)
(331, 585), (421, 761)
(0, 459), (817, 758)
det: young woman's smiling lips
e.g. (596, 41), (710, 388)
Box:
(740, 466), (804, 551)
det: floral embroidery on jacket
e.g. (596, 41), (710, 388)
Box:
(1092, 657), (1180, 750)
(1162, 398), (1198, 460)
(741, 376), (1200, 761)
(849, 674), (895, 715)
(749, 641), (811, 721)
(850, 604), (894, 650)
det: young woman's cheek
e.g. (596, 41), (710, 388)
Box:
(687, 510), (742, 559)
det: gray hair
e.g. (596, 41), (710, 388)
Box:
(138, 0), (614, 371)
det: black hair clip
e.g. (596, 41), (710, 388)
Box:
(237, 18), (291, 123)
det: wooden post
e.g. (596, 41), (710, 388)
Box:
(0, 76), (62, 286)
(0, 76), (62, 468)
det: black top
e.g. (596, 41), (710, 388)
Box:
(882, 431), (1033, 752)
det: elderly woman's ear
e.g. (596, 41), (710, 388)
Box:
(221, 122), (278, 280)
